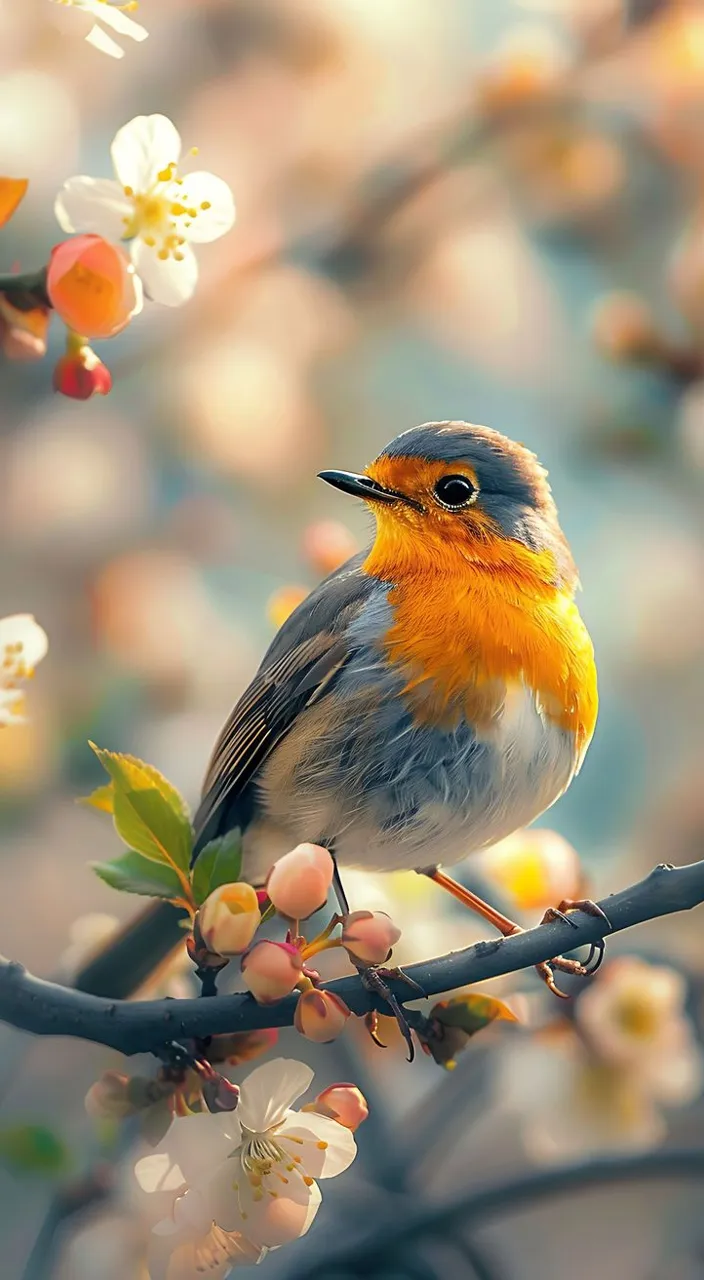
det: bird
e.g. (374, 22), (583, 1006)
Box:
(76, 420), (603, 1012)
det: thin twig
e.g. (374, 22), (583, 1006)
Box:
(0, 862), (702, 1057)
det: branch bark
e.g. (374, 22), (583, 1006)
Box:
(0, 861), (702, 1058)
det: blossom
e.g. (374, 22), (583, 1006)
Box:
(55, 114), (235, 307)
(266, 843), (334, 920)
(47, 234), (142, 339)
(134, 1059), (357, 1251)
(0, 615), (48, 726)
(341, 910), (401, 965)
(197, 883), (261, 958)
(294, 989), (351, 1043)
(53, 337), (112, 399)
(240, 940), (303, 1003)
(51, 0), (148, 60)
(478, 828), (583, 915)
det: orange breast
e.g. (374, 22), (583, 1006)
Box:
(363, 534), (598, 757)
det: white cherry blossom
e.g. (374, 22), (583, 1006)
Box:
(0, 615), (48, 726)
(134, 1059), (357, 1253)
(55, 114), (235, 306)
(51, 0), (148, 60)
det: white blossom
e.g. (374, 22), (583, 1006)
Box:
(55, 114), (235, 306)
(51, 0), (148, 60)
(0, 615), (48, 726)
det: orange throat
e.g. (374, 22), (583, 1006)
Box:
(363, 526), (598, 754)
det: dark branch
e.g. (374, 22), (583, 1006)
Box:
(0, 861), (702, 1058)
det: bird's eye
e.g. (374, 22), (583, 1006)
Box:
(433, 474), (477, 510)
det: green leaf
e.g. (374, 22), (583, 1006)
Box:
(0, 1125), (69, 1175)
(91, 850), (186, 900)
(432, 993), (518, 1035)
(89, 744), (192, 873)
(191, 830), (243, 905)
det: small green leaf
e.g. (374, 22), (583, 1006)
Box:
(432, 993), (518, 1035)
(191, 830), (243, 905)
(89, 744), (193, 873)
(91, 850), (185, 900)
(0, 1125), (69, 1175)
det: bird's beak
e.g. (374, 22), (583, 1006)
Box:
(318, 470), (421, 509)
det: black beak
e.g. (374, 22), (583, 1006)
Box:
(318, 470), (422, 510)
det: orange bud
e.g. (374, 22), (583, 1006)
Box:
(0, 178), (28, 228)
(240, 940), (303, 1004)
(302, 521), (358, 576)
(266, 843), (334, 920)
(590, 293), (658, 362)
(306, 1083), (369, 1130)
(46, 234), (140, 339)
(197, 882), (261, 957)
(53, 337), (112, 400)
(341, 910), (401, 965)
(294, 988), (351, 1043)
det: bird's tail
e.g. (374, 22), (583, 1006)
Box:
(73, 900), (186, 998)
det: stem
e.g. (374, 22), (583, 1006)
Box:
(0, 861), (702, 1057)
(0, 268), (49, 310)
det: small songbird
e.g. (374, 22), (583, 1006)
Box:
(77, 421), (601, 1004)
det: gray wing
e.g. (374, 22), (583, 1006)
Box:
(192, 552), (373, 854)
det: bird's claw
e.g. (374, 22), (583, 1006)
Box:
(357, 964), (417, 1062)
(535, 898), (612, 998)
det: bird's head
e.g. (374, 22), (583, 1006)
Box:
(319, 421), (576, 588)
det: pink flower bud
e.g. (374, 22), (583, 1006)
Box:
(294, 988), (351, 1043)
(47, 234), (140, 339)
(197, 882), (261, 957)
(306, 1083), (369, 1130)
(265, 843), (334, 920)
(241, 940), (303, 1004)
(341, 910), (401, 965)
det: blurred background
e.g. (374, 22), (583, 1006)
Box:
(1, 0), (704, 1276)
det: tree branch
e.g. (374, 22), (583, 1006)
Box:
(0, 861), (702, 1058)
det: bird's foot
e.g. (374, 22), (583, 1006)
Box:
(526, 897), (612, 998)
(357, 963), (425, 1062)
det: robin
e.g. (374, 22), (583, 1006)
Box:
(77, 421), (605, 1011)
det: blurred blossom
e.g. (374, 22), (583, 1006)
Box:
(179, 340), (319, 485)
(51, 0), (148, 60)
(516, 958), (703, 1161)
(620, 533), (704, 669)
(590, 291), (658, 361)
(477, 828), (583, 916)
(342, 867), (482, 968)
(47, 234), (142, 339)
(229, 268), (355, 367)
(134, 1059), (356, 1251)
(0, 614), (48, 727)
(500, 126), (624, 225)
(407, 207), (563, 379)
(302, 520), (357, 576)
(476, 25), (570, 114)
(0, 291), (50, 361)
(0, 405), (152, 551)
(55, 113), (235, 307)
(57, 911), (119, 980)
(268, 585), (310, 630)
(0, 72), (78, 190)
(91, 550), (245, 691)
(0, 704), (56, 797)
(53, 336), (113, 399)
(669, 216), (704, 334)
(0, 176), (28, 227)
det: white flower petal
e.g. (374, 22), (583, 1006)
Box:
(0, 614), (48, 670)
(207, 1157), (321, 1247)
(135, 1153), (187, 1195)
(85, 23), (124, 58)
(0, 690), (25, 725)
(54, 176), (131, 239)
(131, 239), (198, 307)
(111, 114), (182, 192)
(278, 1112), (357, 1179)
(87, 3), (148, 41)
(238, 1059), (314, 1132)
(175, 172), (236, 243)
